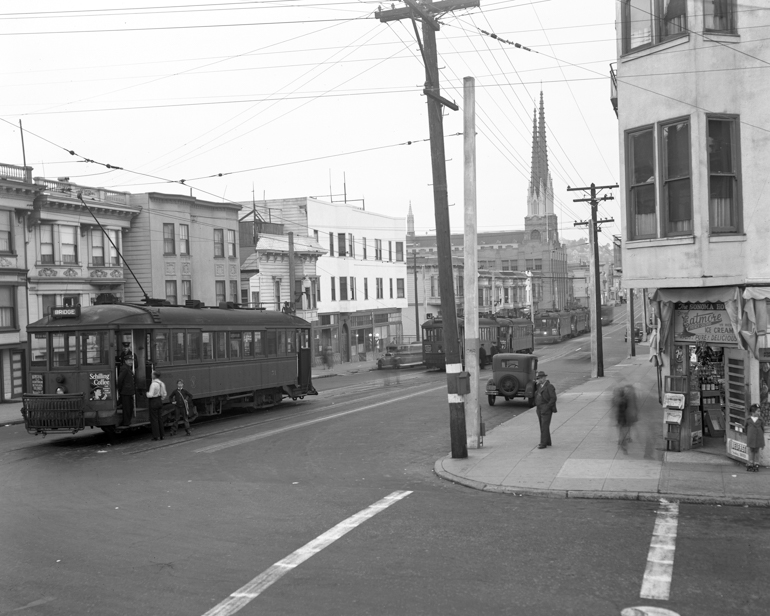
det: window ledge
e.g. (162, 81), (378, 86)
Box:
(709, 233), (746, 243)
(702, 32), (740, 44)
(620, 35), (689, 63)
(625, 236), (695, 249)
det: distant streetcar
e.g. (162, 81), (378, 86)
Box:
(21, 302), (317, 436)
(421, 316), (534, 370)
(533, 308), (591, 344)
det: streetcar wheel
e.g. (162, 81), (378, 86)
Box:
(488, 395), (496, 406)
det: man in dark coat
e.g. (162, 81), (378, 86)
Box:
(117, 354), (135, 427)
(534, 370), (557, 449)
(479, 343), (487, 369)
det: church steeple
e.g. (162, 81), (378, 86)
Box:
(407, 201), (414, 238)
(527, 90), (554, 217)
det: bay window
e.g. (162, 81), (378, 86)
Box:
(707, 116), (741, 233)
(622, 0), (687, 54)
(661, 119), (692, 236)
(163, 223), (175, 255)
(40, 224), (54, 264)
(0, 210), (12, 253)
(60, 226), (78, 264)
(92, 229), (105, 266)
(628, 128), (657, 239)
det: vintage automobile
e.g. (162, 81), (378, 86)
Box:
(377, 342), (424, 369)
(625, 324), (644, 343)
(485, 352), (539, 406)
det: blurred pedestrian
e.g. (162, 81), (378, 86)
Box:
(147, 370), (168, 441)
(490, 342), (499, 362)
(745, 404), (766, 472)
(534, 370), (557, 449)
(169, 379), (196, 436)
(613, 382), (639, 454)
(117, 353), (135, 427)
(479, 343), (487, 369)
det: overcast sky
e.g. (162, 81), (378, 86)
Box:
(0, 0), (620, 245)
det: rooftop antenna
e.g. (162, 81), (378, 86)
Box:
(77, 192), (151, 303)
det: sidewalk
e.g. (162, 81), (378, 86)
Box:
(436, 353), (770, 507)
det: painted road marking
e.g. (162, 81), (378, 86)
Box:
(640, 499), (679, 600)
(195, 385), (444, 454)
(201, 490), (412, 616)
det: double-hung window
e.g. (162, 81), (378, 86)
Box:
(165, 280), (177, 305)
(92, 229), (105, 266)
(661, 118), (692, 236)
(376, 278), (383, 299)
(337, 233), (347, 257)
(362, 237), (367, 260)
(180, 224), (190, 255)
(347, 234), (354, 258)
(0, 286), (15, 329)
(364, 278), (369, 300)
(214, 229), (224, 257)
(395, 242), (404, 262)
(375, 239), (382, 261)
(397, 278), (405, 299)
(331, 277), (336, 301)
(60, 226), (78, 264)
(329, 232), (335, 257)
(349, 277), (356, 301)
(163, 223), (175, 255)
(627, 127), (657, 240)
(108, 230), (120, 265)
(215, 280), (226, 303)
(339, 277), (348, 301)
(40, 224), (54, 264)
(182, 280), (192, 303)
(707, 116), (741, 234)
(0, 210), (12, 253)
(227, 230), (236, 258)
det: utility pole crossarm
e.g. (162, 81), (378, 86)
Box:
(375, 0), (480, 24)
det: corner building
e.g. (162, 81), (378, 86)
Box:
(615, 1), (770, 462)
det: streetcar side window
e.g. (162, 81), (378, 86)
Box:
(154, 331), (169, 365)
(266, 330), (277, 356)
(202, 332), (213, 360)
(229, 332), (242, 359)
(277, 330), (286, 355)
(172, 329), (186, 363)
(52, 332), (77, 367)
(187, 330), (202, 361)
(254, 331), (264, 356)
(81, 331), (109, 365)
(286, 330), (294, 354)
(31, 333), (47, 367)
(243, 332), (253, 357)
(215, 332), (227, 359)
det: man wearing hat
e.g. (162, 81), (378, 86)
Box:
(117, 353), (135, 427)
(534, 370), (557, 449)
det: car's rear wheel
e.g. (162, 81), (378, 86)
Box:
(498, 375), (518, 396)
(487, 395), (496, 406)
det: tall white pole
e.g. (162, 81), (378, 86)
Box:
(463, 76), (480, 449)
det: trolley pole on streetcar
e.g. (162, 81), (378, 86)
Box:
(569, 182), (617, 378)
(377, 0), (479, 458)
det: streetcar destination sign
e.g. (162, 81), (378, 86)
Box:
(51, 305), (81, 319)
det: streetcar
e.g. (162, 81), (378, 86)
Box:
(21, 301), (317, 436)
(570, 308), (591, 337)
(533, 311), (573, 344)
(421, 316), (534, 370)
(600, 304), (615, 326)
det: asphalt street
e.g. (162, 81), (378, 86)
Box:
(1, 320), (768, 616)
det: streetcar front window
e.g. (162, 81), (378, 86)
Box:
(31, 333), (47, 367)
(81, 331), (109, 365)
(52, 332), (77, 367)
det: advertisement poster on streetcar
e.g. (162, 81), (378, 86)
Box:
(89, 372), (111, 401)
(673, 302), (738, 345)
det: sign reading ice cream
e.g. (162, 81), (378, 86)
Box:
(674, 302), (738, 345)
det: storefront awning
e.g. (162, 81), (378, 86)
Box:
(648, 287), (744, 354)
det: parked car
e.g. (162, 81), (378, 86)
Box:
(377, 343), (424, 369)
(485, 353), (539, 406)
(625, 324), (644, 343)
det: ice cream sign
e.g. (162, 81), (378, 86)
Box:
(674, 302), (738, 345)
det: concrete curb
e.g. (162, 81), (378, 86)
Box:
(434, 459), (770, 508)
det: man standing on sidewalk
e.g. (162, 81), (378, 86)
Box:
(535, 370), (557, 449)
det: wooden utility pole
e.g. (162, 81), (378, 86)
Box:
(377, 0), (479, 458)
(570, 183), (617, 378)
(463, 76), (480, 449)
(413, 249), (420, 342)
